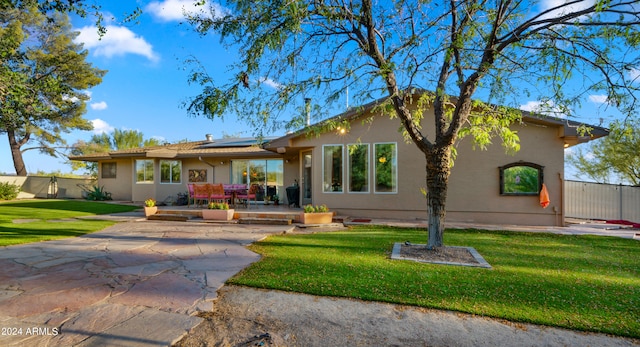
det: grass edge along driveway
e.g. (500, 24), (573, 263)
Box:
(0, 200), (139, 247)
(228, 226), (640, 339)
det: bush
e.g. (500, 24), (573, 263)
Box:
(82, 185), (112, 201)
(0, 182), (20, 200)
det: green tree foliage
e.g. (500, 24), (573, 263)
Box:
(69, 129), (161, 176)
(0, 6), (106, 176)
(567, 118), (640, 186)
(185, 0), (640, 248)
(1, 1), (141, 37)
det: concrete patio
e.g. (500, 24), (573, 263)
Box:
(0, 217), (294, 346)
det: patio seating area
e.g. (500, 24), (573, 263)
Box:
(187, 183), (260, 208)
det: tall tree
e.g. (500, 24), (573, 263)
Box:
(567, 118), (640, 186)
(185, 0), (640, 248)
(0, 6), (106, 176)
(70, 129), (161, 176)
(1, 1), (141, 37)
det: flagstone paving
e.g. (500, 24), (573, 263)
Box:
(0, 218), (293, 346)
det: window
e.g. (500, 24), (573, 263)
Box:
(231, 159), (283, 187)
(101, 162), (116, 179)
(348, 144), (369, 193)
(160, 160), (182, 184)
(499, 162), (543, 195)
(374, 143), (397, 193)
(323, 145), (343, 192)
(135, 159), (154, 183)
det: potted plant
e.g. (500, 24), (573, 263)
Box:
(202, 201), (234, 221)
(144, 198), (157, 217)
(300, 204), (333, 224)
(272, 194), (280, 205)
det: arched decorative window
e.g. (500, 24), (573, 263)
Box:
(499, 162), (544, 195)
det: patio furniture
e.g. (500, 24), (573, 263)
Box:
(210, 183), (231, 203)
(187, 184), (195, 207)
(224, 184), (247, 207)
(237, 184), (259, 208)
(192, 184), (211, 207)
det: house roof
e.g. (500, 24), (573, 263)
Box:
(69, 137), (280, 162)
(70, 92), (609, 163)
(264, 90), (609, 151)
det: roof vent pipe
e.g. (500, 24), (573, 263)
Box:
(304, 98), (311, 126)
(205, 134), (213, 142)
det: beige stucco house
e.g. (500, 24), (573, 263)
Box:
(70, 93), (607, 226)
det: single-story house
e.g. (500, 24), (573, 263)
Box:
(70, 92), (608, 226)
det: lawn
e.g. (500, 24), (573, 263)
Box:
(229, 226), (640, 338)
(0, 200), (139, 246)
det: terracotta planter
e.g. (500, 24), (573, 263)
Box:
(144, 206), (158, 217)
(202, 209), (235, 221)
(300, 212), (333, 224)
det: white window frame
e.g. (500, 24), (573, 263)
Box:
(160, 160), (182, 184)
(322, 144), (344, 193)
(347, 143), (370, 194)
(135, 159), (154, 184)
(374, 142), (398, 194)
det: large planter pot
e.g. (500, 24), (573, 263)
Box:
(144, 206), (157, 217)
(202, 209), (235, 221)
(300, 212), (333, 225)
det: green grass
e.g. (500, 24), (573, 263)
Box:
(229, 226), (640, 338)
(0, 200), (139, 246)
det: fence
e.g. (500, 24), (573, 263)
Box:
(564, 180), (640, 223)
(0, 175), (95, 199)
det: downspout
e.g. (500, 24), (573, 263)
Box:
(557, 172), (565, 227)
(199, 156), (217, 182)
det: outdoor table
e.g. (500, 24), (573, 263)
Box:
(224, 187), (247, 208)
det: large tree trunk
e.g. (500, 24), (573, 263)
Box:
(8, 130), (28, 176)
(425, 146), (452, 249)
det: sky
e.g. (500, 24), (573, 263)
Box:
(0, 0), (631, 182)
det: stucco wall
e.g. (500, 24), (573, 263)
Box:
(95, 156), (288, 204)
(289, 111), (564, 226)
(98, 159), (132, 200)
(0, 176), (95, 199)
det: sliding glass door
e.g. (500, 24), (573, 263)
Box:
(231, 159), (283, 200)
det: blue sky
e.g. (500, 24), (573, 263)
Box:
(0, 0), (631, 182)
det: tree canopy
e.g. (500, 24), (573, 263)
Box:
(568, 118), (640, 186)
(186, 0), (640, 247)
(70, 129), (162, 176)
(1, 1), (141, 36)
(0, 6), (106, 176)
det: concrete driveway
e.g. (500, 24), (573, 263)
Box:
(0, 218), (293, 346)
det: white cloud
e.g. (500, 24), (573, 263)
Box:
(90, 101), (108, 111)
(91, 119), (115, 134)
(629, 68), (640, 81)
(146, 0), (227, 22)
(520, 100), (567, 118)
(259, 77), (283, 90)
(538, 0), (595, 20)
(76, 25), (159, 62)
(588, 94), (608, 104)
